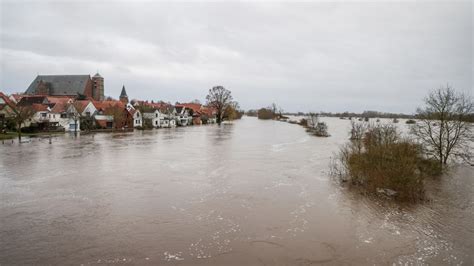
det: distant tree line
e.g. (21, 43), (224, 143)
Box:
(247, 109), (474, 122)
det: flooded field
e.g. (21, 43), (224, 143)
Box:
(1, 117), (472, 265)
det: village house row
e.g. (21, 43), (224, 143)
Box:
(0, 73), (217, 132)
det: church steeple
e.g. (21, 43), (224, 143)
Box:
(119, 85), (129, 104)
(91, 72), (104, 101)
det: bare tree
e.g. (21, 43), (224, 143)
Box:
(411, 85), (473, 168)
(349, 120), (369, 153)
(12, 105), (35, 142)
(206, 86), (233, 125)
(271, 103), (278, 116)
(308, 113), (319, 129)
(278, 107), (284, 118)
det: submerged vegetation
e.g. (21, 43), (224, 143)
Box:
(306, 113), (329, 137)
(255, 103), (286, 120)
(331, 122), (442, 202)
(331, 86), (473, 202)
(256, 108), (274, 120)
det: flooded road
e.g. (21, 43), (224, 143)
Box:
(1, 117), (473, 265)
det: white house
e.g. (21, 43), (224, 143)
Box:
(49, 102), (73, 130)
(175, 106), (191, 126)
(132, 109), (142, 128)
(28, 104), (50, 128)
(65, 104), (81, 132)
(76, 100), (97, 117)
(143, 109), (163, 128)
(30, 101), (80, 132)
(160, 116), (176, 128)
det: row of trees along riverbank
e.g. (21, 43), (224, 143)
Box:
(330, 85), (473, 202)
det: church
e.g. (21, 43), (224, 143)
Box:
(25, 73), (105, 101)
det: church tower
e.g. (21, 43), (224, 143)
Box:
(92, 72), (104, 101)
(119, 85), (129, 104)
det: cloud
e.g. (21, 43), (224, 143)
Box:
(0, 0), (471, 112)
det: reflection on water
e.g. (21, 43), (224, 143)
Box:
(0, 117), (472, 265)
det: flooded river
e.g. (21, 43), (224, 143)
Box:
(1, 117), (472, 265)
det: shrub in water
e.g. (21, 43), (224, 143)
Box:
(257, 108), (274, 120)
(332, 122), (441, 202)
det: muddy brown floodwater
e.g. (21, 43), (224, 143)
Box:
(1, 117), (473, 265)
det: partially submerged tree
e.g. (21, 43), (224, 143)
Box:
(12, 105), (35, 142)
(411, 85), (473, 168)
(307, 113), (319, 129)
(223, 101), (241, 121)
(307, 113), (329, 137)
(270, 103), (285, 119)
(206, 86), (234, 125)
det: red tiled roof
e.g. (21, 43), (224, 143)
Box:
(10, 93), (24, 103)
(46, 96), (72, 104)
(134, 100), (173, 110)
(175, 103), (202, 114)
(50, 102), (68, 113)
(0, 91), (16, 108)
(17, 95), (48, 106)
(201, 106), (217, 116)
(31, 103), (49, 112)
(175, 103), (204, 117)
(175, 103), (217, 117)
(93, 100), (125, 112)
(73, 100), (92, 113)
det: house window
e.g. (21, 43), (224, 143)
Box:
(49, 114), (51, 118)
(156, 113), (158, 117)
(60, 113), (67, 118)
(86, 112), (91, 116)
(42, 113), (47, 117)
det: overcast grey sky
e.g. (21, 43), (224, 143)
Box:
(0, 0), (472, 113)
